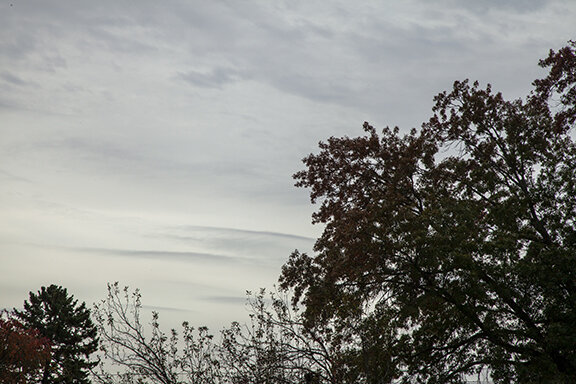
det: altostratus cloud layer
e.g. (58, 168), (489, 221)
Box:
(1, 0), (574, 328)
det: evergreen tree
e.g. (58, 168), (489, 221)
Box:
(15, 285), (98, 384)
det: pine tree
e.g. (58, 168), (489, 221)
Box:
(15, 285), (98, 384)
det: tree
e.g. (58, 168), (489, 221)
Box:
(92, 282), (221, 384)
(217, 288), (343, 384)
(14, 285), (99, 384)
(93, 283), (350, 384)
(0, 311), (51, 383)
(280, 41), (576, 383)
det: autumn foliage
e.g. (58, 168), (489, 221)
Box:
(280, 41), (576, 383)
(0, 312), (51, 384)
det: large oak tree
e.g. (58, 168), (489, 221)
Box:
(280, 41), (576, 383)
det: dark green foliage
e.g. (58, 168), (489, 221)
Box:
(15, 285), (98, 384)
(280, 41), (576, 383)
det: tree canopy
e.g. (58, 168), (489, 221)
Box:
(280, 41), (576, 383)
(0, 311), (51, 384)
(15, 285), (99, 384)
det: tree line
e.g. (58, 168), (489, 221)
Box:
(2, 40), (575, 384)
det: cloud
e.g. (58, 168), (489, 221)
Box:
(0, 169), (31, 183)
(442, 0), (550, 14)
(200, 296), (247, 305)
(1, 72), (36, 87)
(178, 67), (245, 89)
(72, 247), (242, 264)
(143, 304), (197, 313)
(153, 225), (315, 263)
(171, 225), (314, 242)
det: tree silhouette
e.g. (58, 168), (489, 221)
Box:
(15, 285), (98, 384)
(93, 284), (346, 384)
(92, 282), (220, 384)
(281, 41), (576, 383)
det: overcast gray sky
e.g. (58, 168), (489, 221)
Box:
(1, 0), (574, 330)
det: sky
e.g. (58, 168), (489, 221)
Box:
(1, 0), (575, 331)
